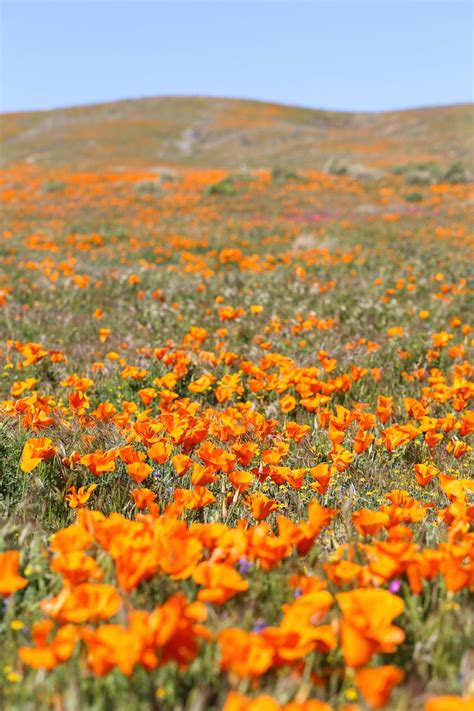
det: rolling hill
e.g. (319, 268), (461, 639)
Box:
(1, 96), (473, 170)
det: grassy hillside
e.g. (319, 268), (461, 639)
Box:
(1, 96), (473, 170)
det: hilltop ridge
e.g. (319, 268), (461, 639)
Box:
(1, 95), (472, 169)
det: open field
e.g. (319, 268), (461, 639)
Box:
(0, 98), (473, 710)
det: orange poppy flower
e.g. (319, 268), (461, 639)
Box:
(285, 702), (333, 711)
(352, 509), (389, 537)
(231, 442), (259, 466)
(413, 463), (438, 487)
(10, 377), (37, 397)
(223, 694), (332, 711)
(19, 620), (79, 670)
(20, 436), (56, 473)
(228, 469), (254, 492)
(159, 534), (203, 581)
(307, 500), (339, 537)
(197, 441), (236, 473)
(223, 692), (280, 711)
(323, 559), (363, 587)
(83, 591), (208, 675)
(191, 462), (218, 486)
(355, 665), (404, 708)
(376, 395), (393, 423)
(279, 394), (297, 413)
(265, 589), (335, 660)
(51, 522), (94, 555)
(245, 492), (278, 521)
(131, 487), (159, 513)
(218, 627), (274, 677)
(41, 583), (122, 623)
(127, 461), (153, 483)
(329, 446), (354, 472)
(65, 484), (97, 509)
(308, 463), (334, 494)
(424, 697), (474, 711)
(174, 486), (216, 511)
(80, 450), (116, 475)
(188, 374), (216, 393)
(439, 544), (472, 592)
(138, 387), (157, 405)
(286, 421), (311, 442)
(0, 551), (28, 596)
(446, 440), (471, 459)
(50, 551), (104, 585)
(118, 446), (146, 464)
(172, 453), (193, 476)
(337, 589), (405, 667)
(192, 561), (249, 604)
(439, 474), (474, 502)
(381, 424), (420, 452)
(82, 623), (140, 676)
(147, 440), (172, 464)
(353, 430), (374, 454)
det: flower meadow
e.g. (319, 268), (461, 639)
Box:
(0, 154), (473, 710)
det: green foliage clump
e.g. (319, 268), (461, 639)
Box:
(443, 160), (468, 184)
(393, 160), (470, 186)
(405, 191), (423, 203)
(271, 166), (302, 183)
(206, 176), (237, 196)
(324, 158), (348, 176)
(134, 181), (161, 195)
(42, 180), (66, 193)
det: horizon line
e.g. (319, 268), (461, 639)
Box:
(2, 92), (473, 118)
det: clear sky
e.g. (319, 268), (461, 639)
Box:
(1, 0), (472, 114)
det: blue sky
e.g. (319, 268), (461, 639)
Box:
(1, 1), (472, 113)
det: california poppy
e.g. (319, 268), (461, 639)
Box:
(355, 665), (404, 708)
(0, 551), (28, 596)
(337, 589), (405, 667)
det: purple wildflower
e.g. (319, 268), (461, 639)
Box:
(389, 579), (402, 594)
